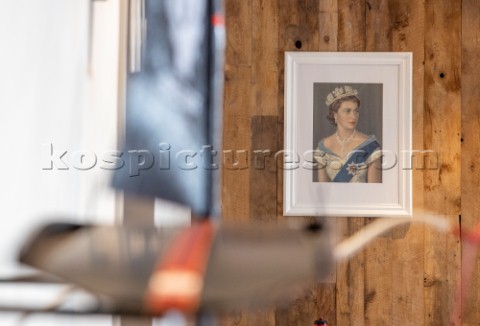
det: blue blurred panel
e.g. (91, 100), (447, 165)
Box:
(113, 0), (224, 218)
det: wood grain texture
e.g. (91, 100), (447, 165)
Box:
(318, 0), (338, 52)
(251, 0), (279, 116)
(225, 0), (252, 66)
(218, 310), (275, 326)
(222, 113), (251, 223)
(423, 0), (461, 215)
(224, 65), (253, 118)
(461, 0), (480, 323)
(423, 0), (462, 325)
(250, 116), (278, 224)
(218, 312), (244, 326)
(338, 0), (366, 51)
(389, 1), (426, 324)
(221, 2), (255, 323)
(365, 0), (392, 51)
(278, 0), (320, 51)
(336, 218), (366, 326)
(246, 2), (279, 325)
(364, 236), (392, 325)
(222, 67), (252, 222)
(316, 283), (336, 325)
(222, 0), (252, 224)
(276, 289), (319, 326)
(424, 215), (462, 325)
(364, 1), (394, 324)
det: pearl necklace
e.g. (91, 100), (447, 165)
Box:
(335, 129), (356, 156)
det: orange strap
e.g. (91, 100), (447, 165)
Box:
(144, 220), (215, 314)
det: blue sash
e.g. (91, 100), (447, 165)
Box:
(332, 141), (380, 182)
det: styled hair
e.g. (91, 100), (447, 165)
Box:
(326, 95), (360, 126)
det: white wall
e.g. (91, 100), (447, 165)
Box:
(0, 0), (120, 324)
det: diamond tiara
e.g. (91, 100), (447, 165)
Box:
(325, 86), (358, 106)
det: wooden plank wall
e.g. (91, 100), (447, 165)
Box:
(222, 0), (479, 325)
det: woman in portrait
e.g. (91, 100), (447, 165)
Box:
(314, 85), (382, 183)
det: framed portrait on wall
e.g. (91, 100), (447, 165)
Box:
(283, 52), (412, 217)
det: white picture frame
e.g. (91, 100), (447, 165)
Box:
(283, 52), (412, 217)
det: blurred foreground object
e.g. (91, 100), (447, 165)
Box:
(17, 220), (333, 315)
(112, 0), (225, 218)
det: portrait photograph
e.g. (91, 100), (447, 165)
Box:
(283, 52), (412, 217)
(312, 83), (383, 183)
